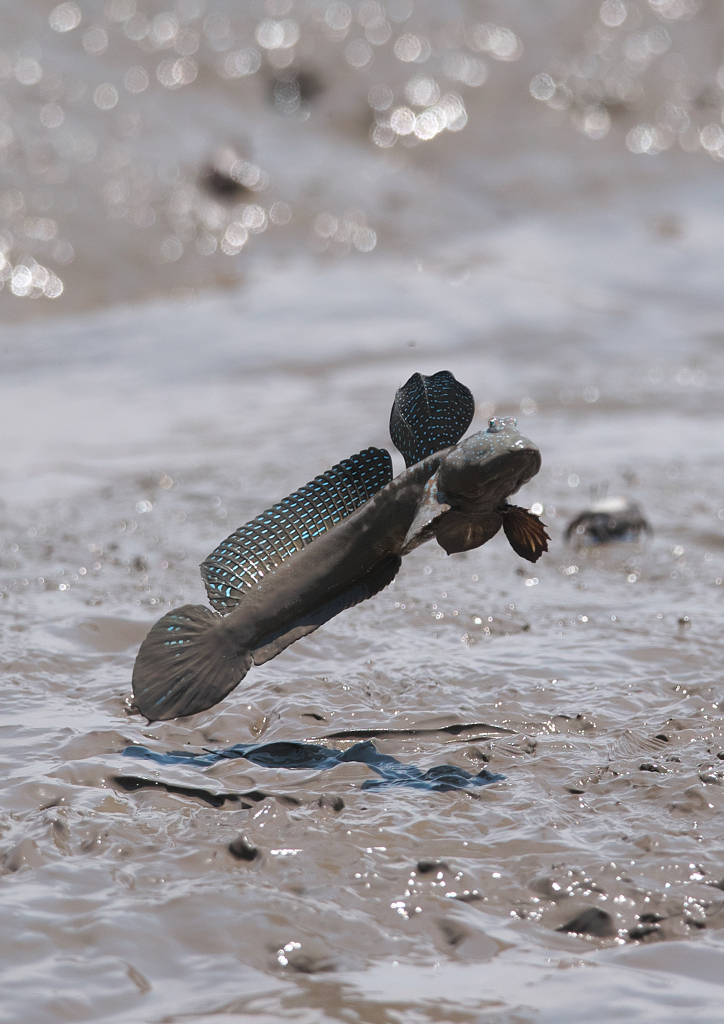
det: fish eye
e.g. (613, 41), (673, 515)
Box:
(487, 416), (517, 434)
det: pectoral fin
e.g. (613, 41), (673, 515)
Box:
(436, 512), (503, 555)
(402, 471), (451, 554)
(502, 505), (550, 563)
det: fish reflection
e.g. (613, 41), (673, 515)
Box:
(121, 738), (504, 793)
(132, 372), (549, 721)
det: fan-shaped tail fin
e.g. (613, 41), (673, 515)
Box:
(132, 604), (251, 721)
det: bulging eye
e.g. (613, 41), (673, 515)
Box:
(487, 416), (517, 434)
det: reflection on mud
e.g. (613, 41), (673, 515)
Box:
(114, 774), (252, 807)
(122, 739), (505, 792)
(323, 720), (514, 740)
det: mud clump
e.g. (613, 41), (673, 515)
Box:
(228, 836), (258, 862)
(557, 907), (616, 938)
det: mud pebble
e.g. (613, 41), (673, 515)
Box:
(532, 876), (567, 900)
(417, 858), (447, 874)
(283, 952), (334, 974)
(439, 919), (467, 946)
(557, 907), (616, 938)
(639, 763), (666, 773)
(200, 167), (248, 200)
(272, 71), (324, 113)
(228, 836), (258, 861)
(318, 795), (344, 812)
(629, 923), (662, 940)
(452, 890), (482, 903)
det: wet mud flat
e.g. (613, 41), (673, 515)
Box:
(1, 266), (724, 1022)
(3, 0), (724, 1016)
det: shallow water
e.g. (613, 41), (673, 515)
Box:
(2, 1), (724, 1022)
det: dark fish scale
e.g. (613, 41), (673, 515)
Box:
(324, 467), (367, 508)
(390, 371), (475, 467)
(201, 447), (393, 612)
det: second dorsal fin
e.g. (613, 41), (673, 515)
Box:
(390, 371), (475, 467)
(201, 447), (393, 613)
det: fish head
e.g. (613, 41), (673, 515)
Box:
(438, 418), (541, 513)
(433, 418), (542, 555)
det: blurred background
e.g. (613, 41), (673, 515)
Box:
(2, 0), (724, 318)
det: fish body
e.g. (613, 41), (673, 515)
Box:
(132, 374), (548, 721)
(217, 421), (538, 656)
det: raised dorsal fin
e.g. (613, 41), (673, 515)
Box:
(201, 447), (393, 613)
(390, 371), (475, 467)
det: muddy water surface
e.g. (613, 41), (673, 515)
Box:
(3, 0), (724, 1018)
(1, 238), (724, 1022)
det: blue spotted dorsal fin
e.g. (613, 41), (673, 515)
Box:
(390, 371), (475, 467)
(200, 447), (393, 613)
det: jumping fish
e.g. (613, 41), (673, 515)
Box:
(132, 372), (549, 721)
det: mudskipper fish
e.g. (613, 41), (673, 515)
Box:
(132, 372), (549, 720)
